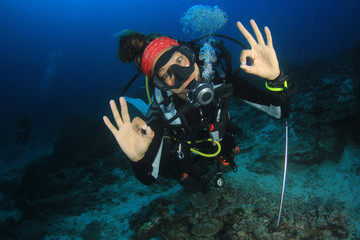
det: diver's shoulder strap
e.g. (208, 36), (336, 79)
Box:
(214, 83), (233, 99)
(154, 88), (182, 125)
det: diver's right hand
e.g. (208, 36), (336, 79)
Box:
(103, 97), (154, 162)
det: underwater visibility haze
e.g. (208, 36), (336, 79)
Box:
(0, 0), (360, 239)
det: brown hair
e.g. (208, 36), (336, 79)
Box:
(118, 30), (161, 72)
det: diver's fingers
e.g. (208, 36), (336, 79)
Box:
(241, 65), (257, 75)
(119, 97), (131, 123)
(132, 117), (147, 132)
(264, 26), (273, 48)
(110, 99), (123, 127)
(250, 19), (265, 46)
(239, 50), (258, 74)
(132, 117), (154, 141)
(239, 49), (252, 67)
(145, 125), (155, 141)
(103, 116), (118, 136)
(236, 21), (257, 48)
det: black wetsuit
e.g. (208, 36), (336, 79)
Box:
(130, 72), (293, 186)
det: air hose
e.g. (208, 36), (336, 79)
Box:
(164, 136), (222, 158)
(145, 76), (152, 104)
(188, 138), (221, 157)
(277, 121), (289, 226)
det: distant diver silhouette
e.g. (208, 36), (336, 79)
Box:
(16, 115), (31, 146)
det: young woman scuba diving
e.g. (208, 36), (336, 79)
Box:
(103, 20), (296, 187)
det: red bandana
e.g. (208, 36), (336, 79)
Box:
(141, 37), (179, 77)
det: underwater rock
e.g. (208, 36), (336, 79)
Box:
(222, 193), (236, 204)
(191, 218), (223, 237)
(80, 221), (103, 240)
(137, 220), (160, 240)
(11, 116), (132, 222)
(317, 136), (344, 162)
(284, 75), (358, 164)
(231, 42), (359, 169)
(189, 189), (220, 214)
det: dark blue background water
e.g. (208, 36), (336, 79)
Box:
(1, 0), (359, 145)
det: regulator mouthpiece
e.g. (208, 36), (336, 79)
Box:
(186, 80), (214, 107)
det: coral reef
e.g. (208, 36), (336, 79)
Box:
(191, 218), (223, 237)
(129, 184), (352, 239)
(190, 190), (220, 214)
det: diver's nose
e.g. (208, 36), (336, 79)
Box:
(171, 64), (195, 84)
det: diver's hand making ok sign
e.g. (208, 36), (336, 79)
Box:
(237, 19), (280, 80)
(103, 97), (154, 162)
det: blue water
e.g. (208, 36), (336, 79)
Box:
(1, 0), (359, 143)
(0, 1), (359, 238)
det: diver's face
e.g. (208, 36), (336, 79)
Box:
(152, 46), (200, 98)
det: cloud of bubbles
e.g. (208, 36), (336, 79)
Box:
(180, 5), (228, 37)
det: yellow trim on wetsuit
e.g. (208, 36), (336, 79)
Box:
(265, 80), (288, 92)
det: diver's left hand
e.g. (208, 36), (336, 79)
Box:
(237, 19), (280, 80)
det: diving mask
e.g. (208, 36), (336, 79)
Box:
(153, 46), (196, 88)
(152, 45), (214, 107)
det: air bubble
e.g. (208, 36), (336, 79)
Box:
(180, 5), (228, 37)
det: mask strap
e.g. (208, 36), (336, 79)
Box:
(152, 76), (172, 92)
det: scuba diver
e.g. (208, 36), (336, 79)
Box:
(16, 115), (31, 146)
(103, 20), (296, 187)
